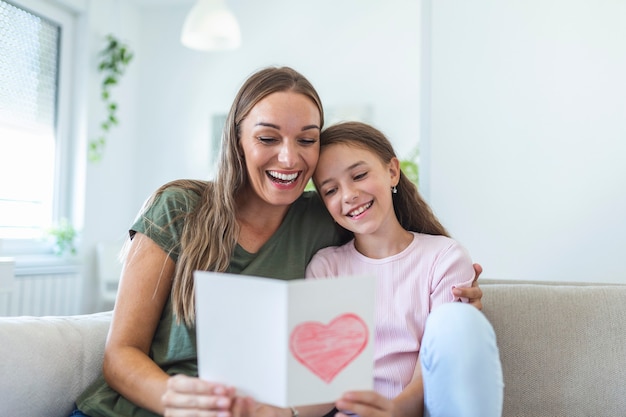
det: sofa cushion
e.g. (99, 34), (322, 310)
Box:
(482, 283), (626, 417)
(0, 311), (112, 417)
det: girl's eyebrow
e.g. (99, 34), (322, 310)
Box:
(254, 122), (320, 131)
(318, 161), (366, 187)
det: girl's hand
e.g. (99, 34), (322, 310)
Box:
(162, 374), (236, 417)
(452, 263), (484, 310)
(335, 391), (395, 417)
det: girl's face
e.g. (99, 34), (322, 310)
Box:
(314, 143), (400, 236)
(239, 91), (321, 207)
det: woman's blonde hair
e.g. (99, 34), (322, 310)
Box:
(155, 67), (324, 326)
(317, 121), (449, 237)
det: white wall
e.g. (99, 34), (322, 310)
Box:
(77, 0), (421, 311)
(72, 0), (144, 311)
(424, 0), (626, 283)
(132, 0), (421, 204)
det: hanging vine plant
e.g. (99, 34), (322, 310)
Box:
(89, 34), (134, 162)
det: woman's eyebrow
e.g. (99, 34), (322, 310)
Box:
(255, 122), (280, 129)
(254, 122), (320, 131)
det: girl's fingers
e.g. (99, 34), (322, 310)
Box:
(336, 391), (393, 417)
(231, 396), (257, 417)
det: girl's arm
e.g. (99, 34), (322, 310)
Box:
(391, 353), (425, 417)
(333, 354), (425, 417)
(251, 403), (336, 417)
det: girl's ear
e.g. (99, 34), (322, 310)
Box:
(389, 156), (401, 186)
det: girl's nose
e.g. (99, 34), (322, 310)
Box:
(343, 186), (359, 203)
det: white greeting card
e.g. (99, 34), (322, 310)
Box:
(194, 271), (376, 407)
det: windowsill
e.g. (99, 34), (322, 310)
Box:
(1, 239), (80, 275)
(11, 254), (81, 276)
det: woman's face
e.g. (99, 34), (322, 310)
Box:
(314, 143), (400, 236)
(238, 91), (321, 207)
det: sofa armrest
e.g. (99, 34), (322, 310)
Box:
(482, 284), (626, 416)
(0, 311), (112, 417)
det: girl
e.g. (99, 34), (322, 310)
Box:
(306, 122), (503, 417)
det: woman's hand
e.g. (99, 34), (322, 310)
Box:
(162, 374), (236, 417)
(335, 391), (395, 417)
(452, 263), (484, 310)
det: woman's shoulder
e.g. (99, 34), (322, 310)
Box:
(294, 190), (324, 206)
(134, 179), (209, 230)
(149, 179), (209, 210)
(158, 179), (208, 198)
(291, 191), (333, 221)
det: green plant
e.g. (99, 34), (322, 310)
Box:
(89, 34), (134, 162)
(400, 146), (419, 186)
(47, 218), (78, 257)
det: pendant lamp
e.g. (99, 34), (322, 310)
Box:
(180, 0), (241, 51)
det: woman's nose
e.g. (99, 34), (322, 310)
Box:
(277, 141), (297, 167)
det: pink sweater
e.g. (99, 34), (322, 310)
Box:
(305, 232), (475, 399)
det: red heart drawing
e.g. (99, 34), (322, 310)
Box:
(289, 313), (369, 383)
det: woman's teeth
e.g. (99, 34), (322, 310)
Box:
(268, 171), (299, 182)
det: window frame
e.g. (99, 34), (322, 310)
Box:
(0, 0), (79, 259)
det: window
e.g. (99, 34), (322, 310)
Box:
(0, 0), (76, 254)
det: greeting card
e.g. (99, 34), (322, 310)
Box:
(194, 271), (376, 407)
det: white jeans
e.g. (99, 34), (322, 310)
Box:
(421, 303), (504, 417)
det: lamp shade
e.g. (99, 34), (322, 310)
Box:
(181, 0), (241, 51)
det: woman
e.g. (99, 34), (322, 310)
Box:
(71, 67), (483, 417)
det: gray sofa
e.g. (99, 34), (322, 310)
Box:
(1, 280), (625, 417)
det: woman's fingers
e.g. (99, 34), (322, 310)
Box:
(162, 375), (234, 416)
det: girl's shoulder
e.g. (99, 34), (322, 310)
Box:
(412, 232), (470, 257)
(311, 239), (355, 261)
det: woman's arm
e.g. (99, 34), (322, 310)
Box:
(103, 233), (232, 415)
(102, 232), (177, 414)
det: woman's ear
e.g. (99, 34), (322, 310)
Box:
(389, 156), (401, 186)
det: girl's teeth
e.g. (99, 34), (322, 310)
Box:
(349, 201), (373, 217)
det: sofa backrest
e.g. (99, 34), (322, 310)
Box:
(482, 283), (626, 417)
(0, 311), (112, 417)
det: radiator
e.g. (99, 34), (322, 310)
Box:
(0, 264), (81, 317)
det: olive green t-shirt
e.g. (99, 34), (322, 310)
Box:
(77, 184), (341, 417)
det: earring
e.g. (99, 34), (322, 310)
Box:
(392, 186), (397, 194)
